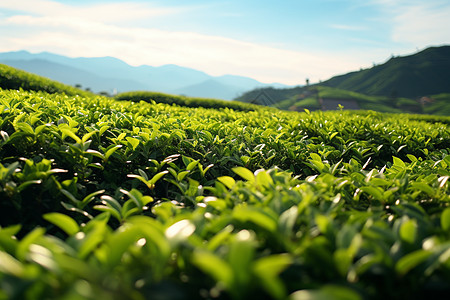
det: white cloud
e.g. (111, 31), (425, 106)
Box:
(0, 0), (371, 84)
(0, 0), (184, 22)
(392, 3), (450, 46)
(371, 0), (450, 47)
(1, 14), (367, 84)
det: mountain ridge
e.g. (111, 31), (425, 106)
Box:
(0, 50), (287, 99)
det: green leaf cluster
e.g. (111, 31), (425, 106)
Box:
(0, 88), (449, 299)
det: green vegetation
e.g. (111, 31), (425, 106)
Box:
(239, 85), (449, 116)
(0, 63), (91, 97)
(237, 46), (450, 115)
(116, 91), (263, 112)
(235, 86), (304, 106)
(423, 93), (450, 116)
(0, 84), (449, 300)
(320, 46), (450, 98)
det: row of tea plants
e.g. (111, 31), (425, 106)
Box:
(0, 88), (449, 299)
(115, 91), (262, 112)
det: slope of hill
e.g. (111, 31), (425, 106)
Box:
(237, 46), (450, 115)
(1, 59), (148, 93)
(237, 84), (450, 115)
(320, 45), (450, 98)
(0, 63), (91, 96)
(0, 50), (287, 99)
(0, 63), (262, 111)
(235, 86), (305, 104)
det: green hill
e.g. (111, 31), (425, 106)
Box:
(0, 63), (91, 96)
(237, 46), (450, 115)
(0, 64), (265, 111)
(237, 85), (435, 114)
(321, 45), (450, 98)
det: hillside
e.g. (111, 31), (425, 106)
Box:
(1, 58), (148, 93)
(237, 85), (450, 115)
(0, 63), (91, 96)
(237, 46), (450, 115)
(320, 45), (450, 98)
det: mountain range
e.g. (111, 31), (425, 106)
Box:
(0, 51), (287, 100)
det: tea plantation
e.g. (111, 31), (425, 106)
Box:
(0, 85), (449, 299)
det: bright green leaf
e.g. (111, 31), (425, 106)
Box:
(149, 170), (169, 185)
(218, 176), (236, 189)
(192, 250), (233, 288)
(396, 249), (432, 275)
(392, 156), (406, 168)
(104, 144), (122, 161)
(441, 208), (450, 231)
(17, 227), (45, 261)
(43, 213), (79, 236)
(290, 285), (362, 300)
(60, 128), (81, 144)
(253, 254), (292, 277)
(399, 219), (417, 244)
(310, 153), (322, 162)
(232, 167), (254, 182)
(0, 251), (25, 277)
(233, 207), (277, 233)
(126, 137), (140, 150)
(255, 169), (274, 188)
(410, 182), (434, 196)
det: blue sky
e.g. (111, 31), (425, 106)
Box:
(0, 0), (449, 84)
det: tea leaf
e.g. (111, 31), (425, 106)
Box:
(192, 251), (233, 288)
(232, 167), (255, 182)
(392, 156), (406, 168)
(290, 285), (362, 300)
(441, 208), (450, 231)
(43, 213), (79, 236)
(126, 137), (140, 150)
(60, 128), (81, 144)
(0, 251), (25, 277)
(399, 219), (417, 244)
(218, 176), (236, 189)
(396, 250), (432, 275)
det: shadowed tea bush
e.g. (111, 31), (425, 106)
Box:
(116, 90), (264, 111)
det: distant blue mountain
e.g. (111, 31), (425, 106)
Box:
(173, 79), (243, 100)
(0, 51), (289, 99)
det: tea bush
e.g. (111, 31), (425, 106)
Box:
(116, 91), (263, 111)
(0, 88), (449, 299)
